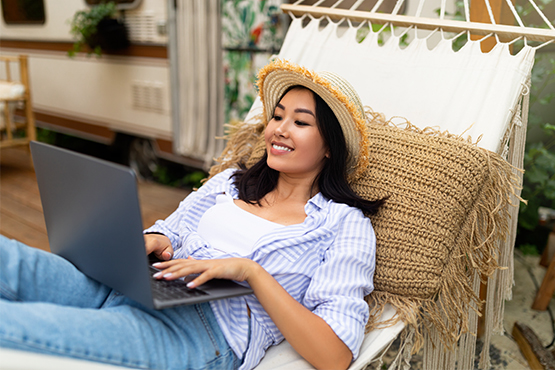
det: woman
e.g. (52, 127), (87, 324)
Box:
(0, 60), (383, 370)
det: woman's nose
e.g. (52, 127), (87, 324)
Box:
(274, 120), (289, 137)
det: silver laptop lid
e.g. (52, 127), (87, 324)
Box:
(30, 141), (155, 308)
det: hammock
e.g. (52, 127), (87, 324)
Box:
(215, 0), (555, 369)
(1, 1), (553, 369)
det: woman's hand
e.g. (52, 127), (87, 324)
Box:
(151, 257), (258, 289)
(144, 234), (174, 261)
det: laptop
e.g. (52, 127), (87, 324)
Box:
(30, 141), (253, 309)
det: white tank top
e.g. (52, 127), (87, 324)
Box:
(197, 193), (284, 256)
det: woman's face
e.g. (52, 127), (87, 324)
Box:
(265, 87), (329, 180)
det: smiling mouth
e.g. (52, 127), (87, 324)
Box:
(272, 144), (292, 152)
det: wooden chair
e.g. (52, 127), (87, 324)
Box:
(532, 224), (555, 311)
(0, 55), (36, 149)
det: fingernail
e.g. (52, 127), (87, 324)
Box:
(163, 273), (173, 278)
(187, 282), (195, 288)
(153, 272), (162, 278)
(152, 262), (161, 267)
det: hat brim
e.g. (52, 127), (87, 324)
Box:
(257, 60), (369, 180)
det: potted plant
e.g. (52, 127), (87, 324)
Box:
(68, 1), (130, 57)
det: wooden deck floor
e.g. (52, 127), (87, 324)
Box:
(0, 145), (191, 252)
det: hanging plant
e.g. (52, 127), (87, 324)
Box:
(68, 1), (130, 57)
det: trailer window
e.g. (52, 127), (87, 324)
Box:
(85, 0), (142, 10)
(1, 0), (45, 24)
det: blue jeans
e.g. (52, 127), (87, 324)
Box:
(0, 235), (240, 370)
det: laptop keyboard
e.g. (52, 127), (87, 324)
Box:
(149, 267), (208, 301)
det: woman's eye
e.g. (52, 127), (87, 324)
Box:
(272, 115), (282, 121)
(295, 120), (309, 126)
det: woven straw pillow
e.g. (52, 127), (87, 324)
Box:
(351, 123), (492, 300)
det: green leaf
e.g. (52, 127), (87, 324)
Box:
(539, 92), (555, 105)
(519, 197), (541, 230)
(525, 166), (549, 184)
(545, 180), (555, 200)
(67, 1), (117, 57)
(534, 151), (555, 171)
(519, 243), (540, 256)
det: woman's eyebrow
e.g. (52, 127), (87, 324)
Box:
(295, 108), (315, 117)
(275, 103), (315, 117)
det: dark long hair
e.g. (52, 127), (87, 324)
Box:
(233, 86), (385, 215)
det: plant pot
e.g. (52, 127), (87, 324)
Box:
(87, 18), (130, 52)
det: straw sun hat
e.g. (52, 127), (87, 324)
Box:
(256, 59), (370, 180)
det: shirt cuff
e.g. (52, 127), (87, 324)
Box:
(312, 306), (368, 360)
(143, 223), (181, 251)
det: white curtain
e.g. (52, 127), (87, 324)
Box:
(174, 0), (224, 167)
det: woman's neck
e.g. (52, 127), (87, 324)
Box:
(234, 172), (318, 226)
(266, 173), (319, 205)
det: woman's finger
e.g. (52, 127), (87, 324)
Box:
(187, 269), (216, 289)
(152, 259), (204, 280)
(144, 234), (173, 259)
(152, 258), (252, 286)
(152, 258), (189, 268)
(155, 246), (172, 261)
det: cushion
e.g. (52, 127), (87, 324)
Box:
(354, 122), (495, 299)
(0, 81), (25, 100)
(352, 121), (519, 350)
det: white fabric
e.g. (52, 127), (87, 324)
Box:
(246, 17), (536, 153)
(0, 82), (25, 100)
(198, 193), (284, 256)
(0, 348), (131, 370)
(0, 82), (24, 130)
(174, 0), (224, 167)
(256, 304), (404, 370)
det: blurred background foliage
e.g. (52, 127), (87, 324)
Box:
(514, 0), (555, 255)
(222, 0), (286, 123)
(516, 52), (555, 255)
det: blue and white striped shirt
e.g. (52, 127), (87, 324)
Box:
(144, 168), (376, 370)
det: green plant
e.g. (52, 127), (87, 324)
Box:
(511, 0), (555, 253)
(516, 53), (555, 254)
(355, 23), (410, 47)
(153, 165), (207, 189)
(519, 121), (555, 230)
(68, 1), (117, 57)
(519, 243), (541, 256)
(36, 127), (57, 144)
(182, 171), (207, 189)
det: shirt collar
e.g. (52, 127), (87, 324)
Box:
(208, 169), (238, 196)
(305, 192), (330, 215)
